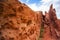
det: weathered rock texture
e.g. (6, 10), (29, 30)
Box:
(0, 0), (41, 40)
(0, 0), (60, 40)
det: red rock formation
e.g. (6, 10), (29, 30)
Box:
(0, 0), (60, 40)
(42, 4), (60, 40)
(0, 0), (41, 40)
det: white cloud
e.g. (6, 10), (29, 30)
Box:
(40, 0), (52, 3)
(27, 3), (39, 11)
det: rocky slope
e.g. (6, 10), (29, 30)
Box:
(0, 0), (60, 40)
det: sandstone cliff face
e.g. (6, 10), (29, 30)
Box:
(0, 0), (41, 40)
(0, 0), (60, 40)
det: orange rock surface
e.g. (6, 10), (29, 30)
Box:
(0, 0), (41, 40)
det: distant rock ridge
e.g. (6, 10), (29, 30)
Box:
(41, 4), (60, 40)
(0, 0), (60, 40)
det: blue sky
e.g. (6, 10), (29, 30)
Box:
(19, 0), (60, 19)
(20, 0), (41, 4)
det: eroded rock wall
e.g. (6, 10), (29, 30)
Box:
(0, 0), (41, 40)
